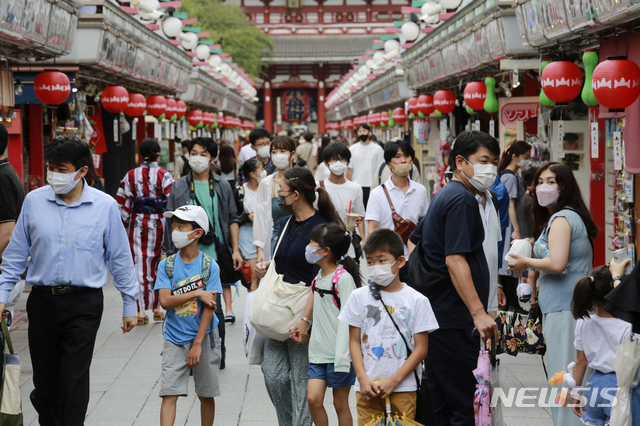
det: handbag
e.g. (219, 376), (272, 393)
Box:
(521, 302), (546, 355)
(407, 241), (452, 299)
(243, 291), (266, 365)
(494, 309), (519, 356)
(249, 219), (311, 341)
(0, 320), (22, 426)
(381, 184), (416, 244)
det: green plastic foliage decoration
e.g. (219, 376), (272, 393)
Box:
(540, 59), (556, 108)
(466, 105), (476, 115)
(436, 110), (444, 118)
(582, 50), (599, 107)
(484, 77), (499, 114)
(388, 111), (395, 127)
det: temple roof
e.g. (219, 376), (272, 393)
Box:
(265, 35), (379, 63)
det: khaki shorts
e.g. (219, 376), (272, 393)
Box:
(159, 329), (222, 398)
(356, 391), (416, 426)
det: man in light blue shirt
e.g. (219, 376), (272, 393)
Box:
(0, 136), (139, 426)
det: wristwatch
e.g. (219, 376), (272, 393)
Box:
(612, 276), (624, 283)
(301, 317), (313, 327)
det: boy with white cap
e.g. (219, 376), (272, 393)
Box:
(155, 205), (223, 426)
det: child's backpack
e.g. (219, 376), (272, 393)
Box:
(165, 253), (213, 286)
(310, 268), (345, 310)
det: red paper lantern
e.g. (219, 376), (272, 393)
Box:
(187, 110), (203, 126)
(200, 112), (210, 127)
(34, 71), (70, 105)
(217, 113), (225, 128)
(124, 93), (146, 117)
(367, 114), (376, 127)
(380, 111), (390, 126)
(165, 98), (178, 119)
(345, 119), (354, 130)
(541, 61), (583, 104)
(417, 94), (435, 116)
(146, 95), (167, 117)
(433, 90), (456, 115)
(392, 108), (408, 124)
(374, 113), (383, 127)
(408, 97), (419, 116)
(463, 82), (487, 111)
(242, 120), (255, 130)
(340, 120), (345, 129)
(175, 100), (187, 119)
(101, 86), (129, 114)
(592, 59), (640, 111)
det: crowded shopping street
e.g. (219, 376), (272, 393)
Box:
(3, 0), (640, 425)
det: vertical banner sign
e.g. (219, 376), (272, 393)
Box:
(590, 122), (599, 159)
(113, 119), (119, 144)
(439, 119), (447, 141)
(473, 121), (480, 131)
(170, 123), (175, 140)
(613, 131), (622, 171)
(489, 120), (495, 138)
(92, 154), (101, 169)
(465, 122), (471, 132)
(557, 120), (564, 152)
(132, 118), (137, 141)
(165, 122), (170, 139)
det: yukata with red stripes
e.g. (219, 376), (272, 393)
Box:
(116, 162), (174, 312)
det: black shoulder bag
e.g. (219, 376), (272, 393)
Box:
(189, 173), (243, 284)
(370, 284), (435, 425)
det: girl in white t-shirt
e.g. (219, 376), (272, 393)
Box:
(237, 158), (265, 292)
(570, 261), (632, 425)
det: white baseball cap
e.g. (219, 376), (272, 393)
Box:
(163, 205), (210, 234)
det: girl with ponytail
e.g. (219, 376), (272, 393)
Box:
(568, 258), (632, 424)
(300, 223), (362, 426)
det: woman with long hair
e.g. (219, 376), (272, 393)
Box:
(508, 162), (597, 426)
(254, 136), (297, 262)
(217, 141), (237, 187)
(497, 140), (532, 311)
(314, 135), (332, 181)
(255, 167), (342, 426)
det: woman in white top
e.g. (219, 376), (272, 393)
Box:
(254, 136), (297, 262)
(237, 158), (266, 291)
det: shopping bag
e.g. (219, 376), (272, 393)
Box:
(0, 320), (23, 425)
(521, 303), (546, 355)
(243, 290), (265, 365)
(489, 339), (504, 426)
(494, 310), (518, 356)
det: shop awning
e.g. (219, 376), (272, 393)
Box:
(53, 0), (192, 95)
(0, 0), (81, 59)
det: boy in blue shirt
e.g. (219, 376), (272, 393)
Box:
(155, 205), (222, 426)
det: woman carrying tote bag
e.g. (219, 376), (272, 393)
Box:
(253, 167), (342, 426)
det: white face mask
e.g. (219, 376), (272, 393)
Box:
(255, 169), (268, 182)
(462, 158), (497, 193)
(189, 156), (210, 174)
(518, 159), (531, 169)
(257, 146), (270, 158)
(47, 169), (82, 195)
(368, 260), (398, 287)
(329, 160), (348, 176)
(171, 230), (197, 249)
(272, 153), (291, 170)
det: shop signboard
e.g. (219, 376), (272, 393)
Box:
(564, 0), (595, 31)
(517, 0), (547, 47)
(592, 0), (630, 23)
(541, 0), (570, 40)
(485, 19), (507, 60)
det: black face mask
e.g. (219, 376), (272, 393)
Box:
(277, 194), (294, 214)
(358, 134), (369, 142)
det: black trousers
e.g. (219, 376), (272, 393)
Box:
(27, 287), (103, 426)
(499, 275), (524, 313)
(215, 292), (225, 354)
(425, 328), (480, 426)
(362, 186), (371, 208)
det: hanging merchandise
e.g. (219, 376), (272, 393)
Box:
(613, 130), (622, 171)
(541, 60), (583, 104)
(165, 98), (178, 121)
(433, 90), (456, 115)
(146, 95), (167, 117)
(539, 59), (557, 108)
(124, 93), (146, 117)
(408, 97), (419, 118)
(581, 50), (599, 107)
(592, 58), (640, 112)
(417, 94), (435, 118)
(34, 71), (71, 105)
(464, 81), (486, 111)
(101, 86), (129, 114)
(490, 120), (495, 138)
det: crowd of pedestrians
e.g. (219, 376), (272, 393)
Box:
(0, 121), (639, 426)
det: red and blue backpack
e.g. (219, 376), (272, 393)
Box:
(311, 268), (346, 310)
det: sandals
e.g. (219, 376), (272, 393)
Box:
(153, 312), (166, 321)
(137, 315), (149, 325)
(225, 312), (236, 324)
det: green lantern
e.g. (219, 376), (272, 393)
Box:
(540, 59), (556, 108)
(380, 122), (386, 128)
(582, 50), (599, 107)
(484, 77), (499, 114)
(388, 111), (395, 128)
(418, 112), (426, 118)
(466, 105), (477, 116)
(436, 110), (444, 118)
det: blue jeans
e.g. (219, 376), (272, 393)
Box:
(581, 370), (617, 426)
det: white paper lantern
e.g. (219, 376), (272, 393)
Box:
(373, 51), (386, 66)
(162, 16), (183, 38)
(195, 44), (211, 60)
(401, 21), (420, 42)
(208, 55), (222, 68)
(219, 63), (232, 77)
(421, 1), (443, 17)
(180, 32), (198, 50)
(384, 39), (400, 54)
(366, 59), (376, 70)
(439, 0), (462, 9)
(358, 65), (370, 76)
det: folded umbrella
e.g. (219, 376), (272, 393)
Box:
(474, 341), (491, 426)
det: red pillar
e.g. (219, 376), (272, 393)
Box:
(590, 110), (606, 266)
(29, 105), (44, 189)
(264, 82), (273, 133)
(5, 110), (23, 184)
(318, 82), (326, 133)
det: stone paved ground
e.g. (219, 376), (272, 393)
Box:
(11, 282), (553, 425)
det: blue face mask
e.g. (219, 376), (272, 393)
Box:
(305, 245), (326, 264)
